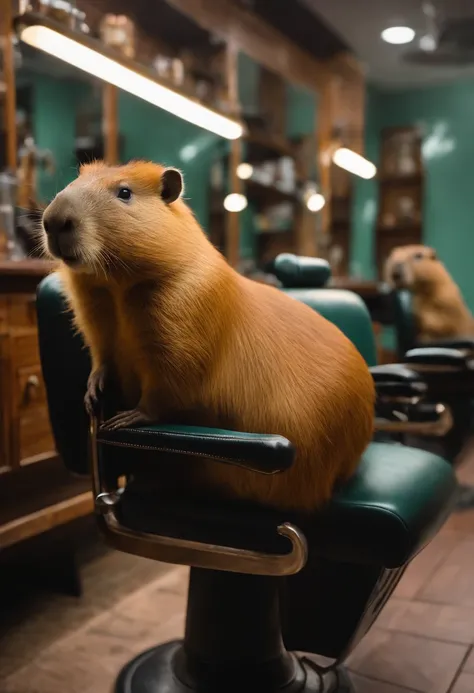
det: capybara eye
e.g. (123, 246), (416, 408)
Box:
(413, 252), (424, 261)
(117, 187), (132, 201)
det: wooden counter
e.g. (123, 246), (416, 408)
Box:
(0, 259), (93, 551)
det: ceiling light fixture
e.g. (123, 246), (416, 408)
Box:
(18, 19), (244, 140)
(332, 147), (377, 180)
(223, 193), (248, 212)
(381, 26), (415, 45)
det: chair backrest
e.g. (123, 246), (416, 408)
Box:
(273, 253), (331, 289)
(284, 288), (377, 366)
(37, 273), (91, 475)
(391, 289), (417, 357)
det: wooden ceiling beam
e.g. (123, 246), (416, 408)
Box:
(166, 0), (330, 92)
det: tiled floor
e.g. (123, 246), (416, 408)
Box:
(3, 455), (474, 692)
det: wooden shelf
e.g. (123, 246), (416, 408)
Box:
(378, 173), (423, 186)
(0, 457), (92, 550)
(246, 179), (297, 206)
(0, 259), (55, 277)
(377, 222), (422, 234)
(244, 131), (296, 162)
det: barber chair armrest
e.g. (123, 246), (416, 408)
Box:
(414, 338), (474, 352)
(370, 364), (427, 399)
(371, 364), (452, 436)
(405, 347), (474, 372)
(93, 421), (306, 577)
(97, 424), (295, 474)
(375, 401), (453, 437)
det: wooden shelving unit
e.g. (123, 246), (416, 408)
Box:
(375, 126), (424, 277)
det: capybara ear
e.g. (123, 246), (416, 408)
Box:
(160, 168), (183, 204)
(430, 248), (438, 260)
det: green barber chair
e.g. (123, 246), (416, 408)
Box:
(390, 287), (474, 464)
(37, 272), (457, 693)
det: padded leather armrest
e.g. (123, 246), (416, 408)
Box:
(370, 364), (427, 398)
(415, 337), (474, 351)
(405, 347), (474, 371)
(97, 424), (295, 474)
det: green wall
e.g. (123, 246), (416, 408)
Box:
(33, 74), (86, 202)
(352, 79), (474, 310)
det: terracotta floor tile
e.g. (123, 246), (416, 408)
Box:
(463, 648), (474, 673)
(420, 537), (474, 606)
(347, 627), (468, 693)
(454, 440), (474, 484)
(450, 673), (474, 693)
(350, 672), (418, 692)
(444, 509), (474, 534)
(378, 598), (474, 644)
(114, 583), (186, 626)
(91, 610), (185, 648)
(394, 530), (461, 599)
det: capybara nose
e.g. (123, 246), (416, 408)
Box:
(391, 263), (404, 283)
(43, 215), (76, 238)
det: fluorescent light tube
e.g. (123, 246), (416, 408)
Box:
(20, 24), (244, 140)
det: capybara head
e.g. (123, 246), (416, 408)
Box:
(384, 244), (451, 291)
(41, 160), (202, 275)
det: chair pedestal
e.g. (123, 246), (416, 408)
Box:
(114, 568), (354, 693)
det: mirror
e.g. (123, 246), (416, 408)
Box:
(14, 41), (102, 255)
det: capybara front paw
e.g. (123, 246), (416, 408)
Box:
(84, 365), (108, 416)
(100, 409), (152, 431)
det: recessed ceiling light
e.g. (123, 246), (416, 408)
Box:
(381, 26), (415, 45)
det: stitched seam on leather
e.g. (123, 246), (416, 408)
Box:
(97, 439), (278, 474)
(116, 429), (272, 445)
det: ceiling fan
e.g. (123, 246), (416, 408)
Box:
(403, 1), (474, 66)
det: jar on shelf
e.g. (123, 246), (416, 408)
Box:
(99, 14), (136, 59)
(0, 172), (25, 260)
(27, 0), (76, 29)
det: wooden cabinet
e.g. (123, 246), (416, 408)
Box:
(0, 261), (94, 554)
(0, 289), (56, 472)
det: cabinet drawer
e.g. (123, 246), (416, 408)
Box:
(17, 365), (48, 411)
(19, 405), (55, 465)
(12, 333), (41, 369)
(8, 296), (37, 329)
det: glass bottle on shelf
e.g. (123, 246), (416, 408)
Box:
(0, 172), (26, 260)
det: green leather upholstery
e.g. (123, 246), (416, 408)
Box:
(37, 272), (90, 475)
(392, 289), (417, 357)
(284, 288), (377, 366)
(273, 253), (331, 288)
